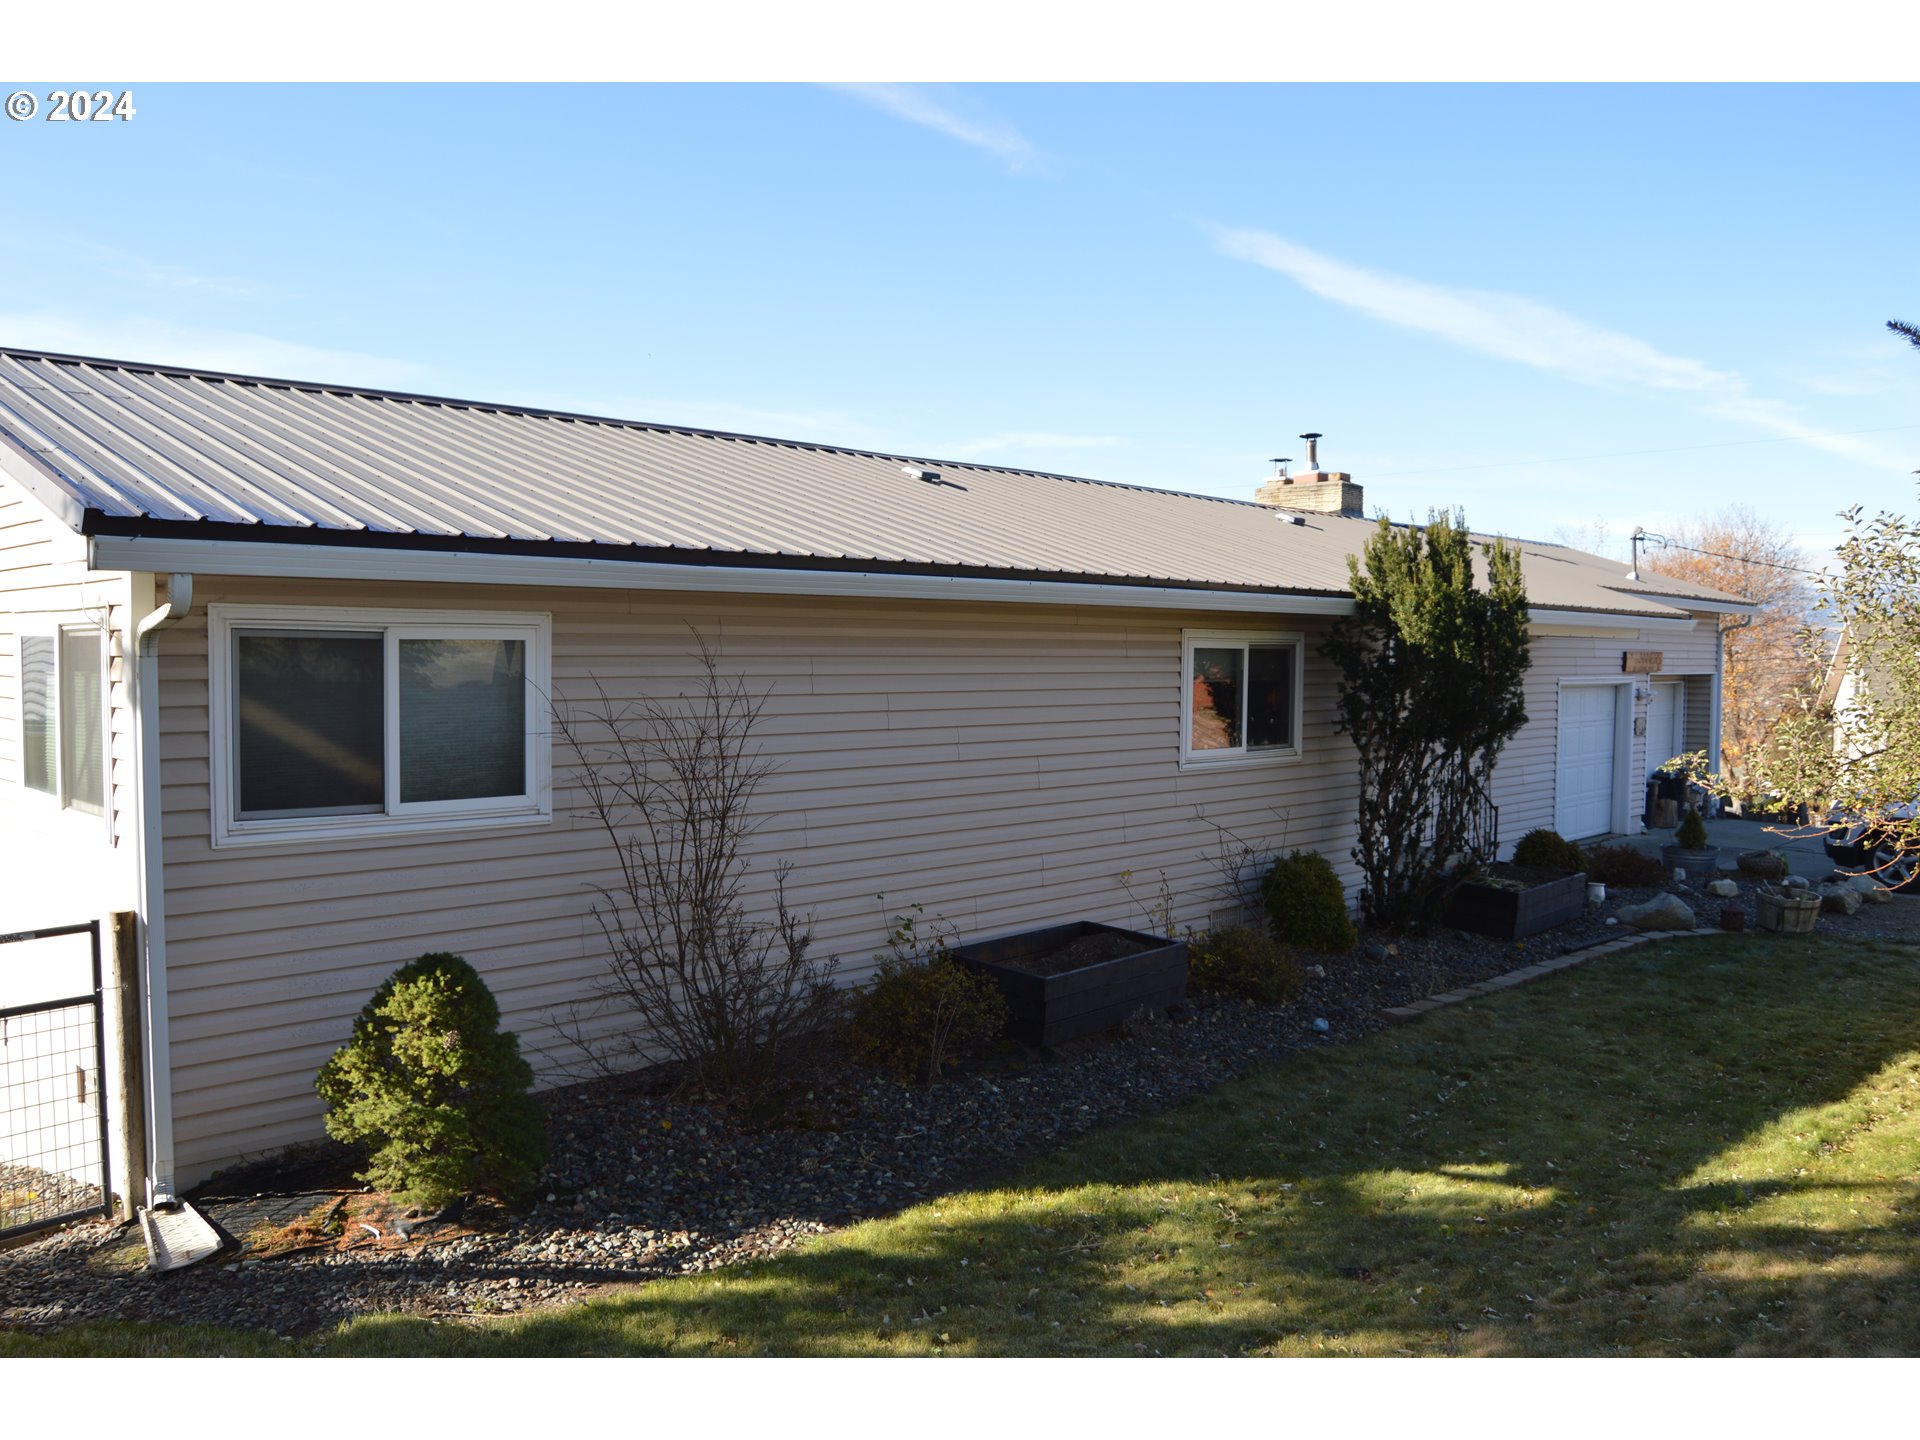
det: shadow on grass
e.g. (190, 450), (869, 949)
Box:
(12, 937), (1920, 1357)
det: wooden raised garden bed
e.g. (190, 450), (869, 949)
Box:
(952, 921), (1188, 1047)
(1445, 863), (1587, 940)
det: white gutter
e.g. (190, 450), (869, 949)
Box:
(1526, 607), (1700, 634)
(131, 572), (193, 1207)
(89, 535), (1715, 631)
(89, 535), (1363, 616)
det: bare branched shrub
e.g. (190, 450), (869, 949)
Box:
(552, 633), (837, 1109)
(1194, 808), (1290, 922)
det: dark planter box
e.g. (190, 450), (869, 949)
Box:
(1445, 863), (1587, 940)
(952, 921), (1188, 1048)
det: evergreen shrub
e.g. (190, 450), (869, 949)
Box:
(1188, 926), (1305, 1004)
(1511, 828), (1586, 871)
(1676, 808), (1712, 849)
(315, 952), (547, 1208)
(1261, 850), (1358, 954)
(1581, 843), (1667, 888)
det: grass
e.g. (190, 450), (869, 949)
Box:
(7, 934), (1919, 1357)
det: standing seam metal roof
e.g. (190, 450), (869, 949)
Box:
(0, 347), (1747, 616)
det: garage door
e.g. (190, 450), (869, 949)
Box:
(1556, 684), (1619, 840)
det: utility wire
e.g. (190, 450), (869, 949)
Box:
(1642, 535), (1827, 578)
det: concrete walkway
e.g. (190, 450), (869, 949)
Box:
(1600, 815), (1834, 880)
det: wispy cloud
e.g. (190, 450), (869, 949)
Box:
(0, 311), (428, 388)
(941, 432), (1127, 460)
(1213, 226), (1916, 473)
(830, 84), (1046, 173)
(84, 244), (270, 300)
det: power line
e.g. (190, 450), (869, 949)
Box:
(1366, 420), (1920, 480)
(1642, 535), (1827, 578)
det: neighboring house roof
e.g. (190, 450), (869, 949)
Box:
(0, 347), (1747, 619)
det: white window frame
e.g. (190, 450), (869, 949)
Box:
(208, 604), (553, 849)
(11, 617), (110, 830)
(1180, 628), (1306, 768)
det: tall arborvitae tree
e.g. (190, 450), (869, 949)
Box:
(1324, 512), (1532, 930)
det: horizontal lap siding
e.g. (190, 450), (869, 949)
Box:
(160, 579), (1361, 1177)
(0, 474), (135, 912)
(1490, 618), (1720, 852)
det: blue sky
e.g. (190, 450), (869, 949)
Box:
(2, 81), (1916, 560)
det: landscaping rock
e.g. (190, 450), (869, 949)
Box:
(1847, 876), (1894, 905)
(1707, 879), (1739, 899)
(1782, 874), (1811, 890)
(1619, 894), (1696, 931)
(1817, 884), (1864, 916)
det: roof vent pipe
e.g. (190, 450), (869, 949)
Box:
(1299, 432), (1322, 471)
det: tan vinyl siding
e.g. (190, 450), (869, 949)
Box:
(157, 578), (1730, 1179)
(158, 578), (1362, 1177)
(1490, 618), (1722, 849)
(0, 471), (136, 905)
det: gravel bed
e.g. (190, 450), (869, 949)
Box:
(2, 1162), (105, 1236)
(4, 879), (1915, 1341)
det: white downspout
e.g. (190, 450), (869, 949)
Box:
(132, 573), (193, 1207)
(1708, 623), (1725, 817)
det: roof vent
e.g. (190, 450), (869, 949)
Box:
(902, 465), (938, 481)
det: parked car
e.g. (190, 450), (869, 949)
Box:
(1825, 801), (1920, 893)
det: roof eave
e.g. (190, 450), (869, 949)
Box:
(86, 530), (1365, 617)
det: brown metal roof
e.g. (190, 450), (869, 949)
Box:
(0, 346), (1745, 617)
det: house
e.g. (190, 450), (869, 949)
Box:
(0, 347), (1750, 1209)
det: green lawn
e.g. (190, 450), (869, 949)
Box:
(9, 934), (1920, 1357)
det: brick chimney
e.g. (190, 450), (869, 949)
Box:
(1255, 432), (1364, 517)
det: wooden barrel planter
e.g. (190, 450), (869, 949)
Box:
(1755, 890), (1819, 935)
(952, 921), (1188, 1047)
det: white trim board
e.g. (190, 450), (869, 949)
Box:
(205, 602), (554, 849)
(89, 535), (1709, 629)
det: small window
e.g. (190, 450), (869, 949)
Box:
(1182, 631), (1303, 765)
(16, 625), (105, 817)
(210, 606), (551, 846)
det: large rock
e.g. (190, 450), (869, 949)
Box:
(1707, 879), (1739, 898)
(1619, 893), (1696, 931)
(1847, 876), (1894, 905)
(1817, 884), (1864, 915)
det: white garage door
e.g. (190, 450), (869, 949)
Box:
(1556, 684), (1619, 840)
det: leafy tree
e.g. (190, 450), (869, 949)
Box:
(1753, 489), (1920, 881)
(1324, 512), (1531, 930)
(1639, 507), (1820, 808)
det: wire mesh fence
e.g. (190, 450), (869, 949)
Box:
(1, 922), (109, 1241)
